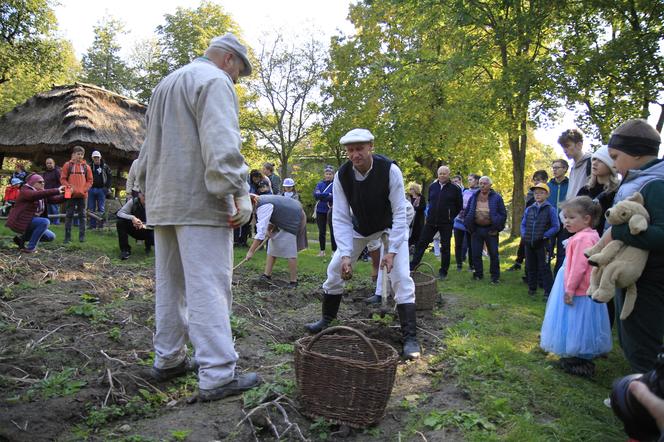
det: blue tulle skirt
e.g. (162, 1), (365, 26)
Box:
(540, 261), (612, 359)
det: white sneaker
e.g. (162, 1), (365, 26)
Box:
(603, 398), (611, 408)
(317, 251), (325, 257)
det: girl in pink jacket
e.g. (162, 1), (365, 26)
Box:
(540, 196), (612, 377)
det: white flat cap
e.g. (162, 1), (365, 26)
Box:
(339, 128), (374, 145)
(208, 33), (252, 76)
(91, 150), (101, 157)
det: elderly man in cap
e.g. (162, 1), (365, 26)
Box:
(88, 150), (112, 229)
(135, 32), (260, 401)
(305, 128), (421, 359)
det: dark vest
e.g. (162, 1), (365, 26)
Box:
(256, 194), (303, 235)
(338, 154), (393, 236)
(523, 202), (553, 244)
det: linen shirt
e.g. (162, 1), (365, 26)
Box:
(332, 162), (408, 257)
(136, 57), (249, 226)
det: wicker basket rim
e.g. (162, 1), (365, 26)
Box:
(295, 337), (399, 367)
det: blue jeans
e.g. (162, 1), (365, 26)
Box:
(471, 226), (500, 281)
(47, 203), (60, 224)
(22, 217), (55, 250)
(88, 187), (106, 228)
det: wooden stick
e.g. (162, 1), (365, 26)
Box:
(233, 239), (267, 271)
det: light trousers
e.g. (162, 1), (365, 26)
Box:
(153, 225), (237, 389)
(323, 231), (415, 304)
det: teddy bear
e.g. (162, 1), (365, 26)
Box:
(583, 192), (649, 320)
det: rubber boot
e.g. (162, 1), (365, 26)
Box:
(305, 294), (342, 333)
(397, 303), (421, 360)
(364, 294), (382, 305)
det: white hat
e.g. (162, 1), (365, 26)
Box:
(592, 146), (616, 174)
(208, 33), (252, 77)
(339, 128), (374, 145)
(91, 150), (101, 157)
(283, 178), (295, 187)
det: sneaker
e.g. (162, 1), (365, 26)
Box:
(507, 263), (522, 271)
(472, 275), (483, 281)
(438, 272), (447, 281)
(120, 250), (131, 260)
(20, 247), (36, 254)
(63, 238), (71, 244)
(364, 294), (382, 305)
(259, 274), (271, 281)
(12, 236), (25, 249)
(288, 281), (298, 288)
(490, 279), (500, 285)
(199, 372), (262, 402)
(603, 398), (611, 408)
(149, 357), (198, 382)
(456, 265), (463, 272)
(317, 251), (325, 257)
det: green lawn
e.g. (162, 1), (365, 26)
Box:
(0, 222), (631, 440)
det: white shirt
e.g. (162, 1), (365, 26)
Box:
(254, 204), (274, 241)
(332, 161), (408, 257)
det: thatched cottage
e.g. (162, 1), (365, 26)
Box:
(0, 83), (146, 193)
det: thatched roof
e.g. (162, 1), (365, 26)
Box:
(0, 83), (146, 170)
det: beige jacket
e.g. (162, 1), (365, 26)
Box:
(136, 57), (249, 226)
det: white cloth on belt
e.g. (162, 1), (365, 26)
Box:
(267, 229), (297, 258)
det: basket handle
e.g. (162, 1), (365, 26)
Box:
(306, 326), (379, 362)
(413, 261), (435, 276)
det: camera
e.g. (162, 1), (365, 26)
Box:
(610, 348), (664, 440)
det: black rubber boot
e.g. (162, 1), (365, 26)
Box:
(305, 294), (342, 333)
(397, 303), (421, 360)
(364, 294), (382, 305)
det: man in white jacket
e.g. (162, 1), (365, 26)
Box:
(305, 128), (421, 360)
(136, 33), (260, 401)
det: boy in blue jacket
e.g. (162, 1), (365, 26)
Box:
(521, 183), (560, 299)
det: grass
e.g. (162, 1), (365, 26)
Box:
(0, 223), (631, 440)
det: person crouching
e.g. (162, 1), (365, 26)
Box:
(116, 192), (154, 260)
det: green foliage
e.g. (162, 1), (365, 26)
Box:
(423, 409), (495, 432)
(27, 367), (86, 400)
(108, 326), (122, 341)
(66, 293), (108, 323)
(169, 429), (191, 441)
(81, 17), (134, 95)
(230, 315), (247, 338)
(242, 377), (295, 408)
(308, 417), (332, 441)
(0, 0), (79, 114)
(371, 312), (394, 327)
(268, 342), (294, 355)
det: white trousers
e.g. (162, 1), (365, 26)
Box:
(153, 225), (237, 390)
(323, 231), (415, 304)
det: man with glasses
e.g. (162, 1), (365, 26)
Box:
(547, 159), (569, 273)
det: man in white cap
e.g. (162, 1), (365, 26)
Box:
(135, 32), (260, 401)
(305, 128), (421, 359)
(88, 150), (112, 229)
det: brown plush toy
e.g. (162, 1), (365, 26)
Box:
(583, 192), (650, 319)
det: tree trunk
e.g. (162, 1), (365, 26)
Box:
(656, 103), (664, 133)
(508, 120), (527, 238)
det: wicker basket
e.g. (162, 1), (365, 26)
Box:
(294, 326), (399, 428)
(412, 262), (438, 310)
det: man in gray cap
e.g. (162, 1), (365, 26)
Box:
(305, 128), (421, 360)
(135, 32), (260, 401)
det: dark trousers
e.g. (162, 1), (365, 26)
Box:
(524, 242), (553, 293)
(471, 226), (500, 281)
(234, 220), (251, 245)
(64, 198), (86, 238)
(552, 228), (572, 274)
(316, 212), (336, 252)
(117, 218), (154, 252)
(411, 223), (453, 276)
(453, 228), (472, 268)
(515, 238), (525, 264)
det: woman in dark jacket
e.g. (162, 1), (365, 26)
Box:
(6, 174), (64, 253)
(576, 146), (620, 236)
(407, 182), (425, 248)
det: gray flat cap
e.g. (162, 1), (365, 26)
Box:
(340, 128), (374, 145)
(208, 33), (252, 76)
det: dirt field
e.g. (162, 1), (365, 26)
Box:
(0, 246), (471, 441)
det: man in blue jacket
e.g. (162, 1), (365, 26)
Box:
(464, 176), (507, 284)
(410, 165), (463, 280)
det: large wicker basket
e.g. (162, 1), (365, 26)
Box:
(294, 326), (399, 428)
(412, 262), (438, 310)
